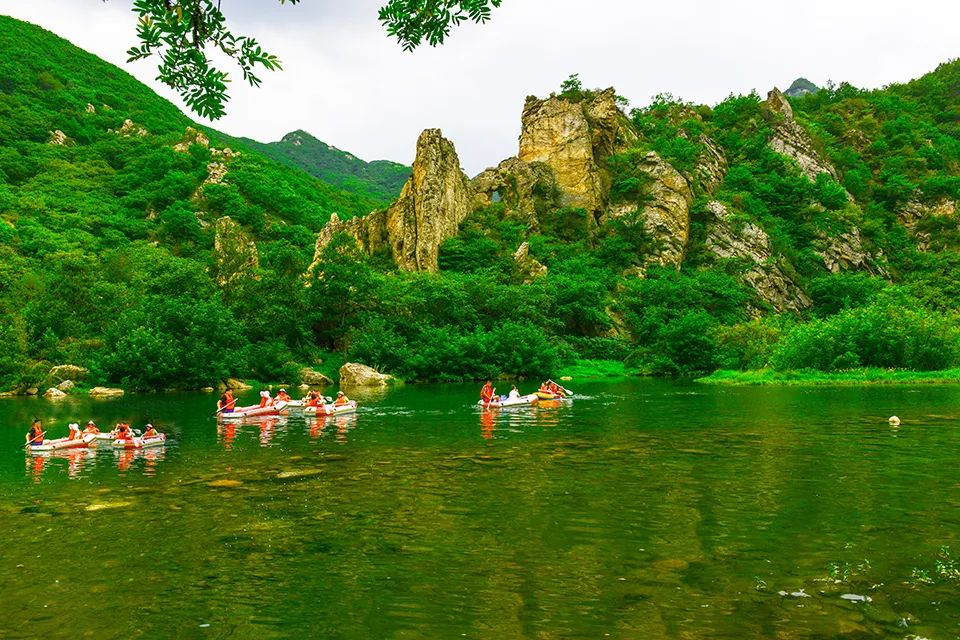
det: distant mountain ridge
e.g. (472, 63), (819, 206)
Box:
(784, 77), (820, 97)
(232, 129), (411, 204)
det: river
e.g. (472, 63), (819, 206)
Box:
(1, 379), (958, 638)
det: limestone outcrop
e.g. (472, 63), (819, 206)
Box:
(339, 363), (393, 387)
(518, 88), (636, 218)
(300, 368), (334, 387)
(471, 157), (558, 226)
(765, 88), (842, 184)
(173, 126), (210, 152)
(704, 201), (811, 313)
(513, 242), (548, 283)
(49, 364), (87, 382)
(899, 198), (956, 251)
(813, 225), (888, 277)
(44, 387), (67, 400)
(213, 216), (259, 286)
(312, 129), (471, 272)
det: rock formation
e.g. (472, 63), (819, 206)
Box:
(518, 88), (636, 218)
(173, 126), (210, 152)
(765, 88), (842, 184)
(813, 225), (888, 277)
(89, 387), (124, 398)
(213, 216), (259, 286)
(48, 129), (71, 146)
(110, 118), (148, 137)
(513, 242), (548, 283)
(49, 364), (87, 382)
(339, 362), (393, 387)
(312, 129), (471, 272)
(300, 368), (333, 386)
(44, 387), (67, 400)
(471, 157), (558, 226)
(899, 198), (956, 251)
(704, 201), (812, 313)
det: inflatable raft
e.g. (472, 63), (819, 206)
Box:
(220, 401), (289, 420)
(303, 401), (357, 416)
(28, 433), (95, 453)
(113, 433), (166, 449)
(478, 393), (539, 408)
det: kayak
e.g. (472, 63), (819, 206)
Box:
(220, 401), (289, 420)
(478, 394), (539, 408)
(28, 433), (96, 453)
(89, 432), (117, 441)
(113, 433), (166, 449)
(285, 400), (305, 408)
(304, 401), (357, 416)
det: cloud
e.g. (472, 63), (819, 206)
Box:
(1, 0), (959, 175)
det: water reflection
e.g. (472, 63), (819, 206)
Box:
(306, 413), (358, 443)
(23, 443), (168, 480)
(216, 417), (288, 448)
(478, 401), (571, 438)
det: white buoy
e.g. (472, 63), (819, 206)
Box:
(888, 416), (901, 426)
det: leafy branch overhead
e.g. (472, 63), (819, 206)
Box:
(121, 0), (504, 120)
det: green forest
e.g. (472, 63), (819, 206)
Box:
(3, 14), (960, 392)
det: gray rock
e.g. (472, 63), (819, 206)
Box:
(300, 368), (334, 387)
(339, 363), (393, 387)
(44, 387), (67, 400)
(56, 380), (75, 392)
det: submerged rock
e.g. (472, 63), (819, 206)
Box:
(44, 387), (67, 400)
(89, 387), (124, 398)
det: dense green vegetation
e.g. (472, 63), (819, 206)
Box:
(3, 15), (960, 392)
(229, 130), (410, 205)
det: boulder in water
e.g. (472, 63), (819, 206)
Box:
(339, 363), (393, 387)
(89, 387), (124, 398)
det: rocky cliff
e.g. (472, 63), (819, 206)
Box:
(312, 129), (471, 272)
(765, 88), (843, 184)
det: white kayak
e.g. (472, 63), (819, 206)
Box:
(113, 433), (167, 449)
(478, 394), (539, 408)
(89, 432), (117, 441)
(220, 400), (289, 420)
(303, 401), (357, 416)
(28, 433), (96, 453)
(284, 399), (305, 408)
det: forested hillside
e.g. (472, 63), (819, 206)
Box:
(3, 13), (960, 393)
(229, 130), (410, 204)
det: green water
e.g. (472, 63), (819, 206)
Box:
(1, 380), (959, 639)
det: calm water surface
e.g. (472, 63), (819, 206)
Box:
(1, 379), (959, 639)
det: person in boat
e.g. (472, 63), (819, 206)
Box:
(218, 389), (236, 414)
(306, 391), (323, 408)
(259, 390), (272, 408)
(67, 423), (84, 441)
(115, 423), (133, 441)
(25, 419), (44, 446)
(481, 380), (495, 404)
(142, 424), (158, 438)
(83, 421), (100, 435)
(508, 385), (521, 400)
(276, 388), (291, 402)
(334, 391), (350, 406)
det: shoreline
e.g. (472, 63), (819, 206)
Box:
(697, 368), (960, 386)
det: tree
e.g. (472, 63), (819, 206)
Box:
(121, 0), (504, 120)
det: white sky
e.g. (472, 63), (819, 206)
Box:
(1, 0), (958, 175)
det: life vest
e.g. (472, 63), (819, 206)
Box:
(117, 425), (132, 440)
(27, 427), (43, 444)
(481, 384), (494, 401)
(277, 392), (290, 401)
(84, 426), (99, 434)
(307, 397), (319, 408)
(335, 397), (349, 406)
(143, 428), (157, 437)
(219, 394), (234, 411)
(69, 430), (82, 441)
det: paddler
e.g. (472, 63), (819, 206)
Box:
(218, 388), (236, 414)
(481, 380), (495, 405)
(25, 419), (44, 446)
(142, 424), (158, 438)
(259, 390), (272, 408)
(508, 385), (521, 400)
(83, 420), (100, 435)
(334, 391), (350, 406)
(115, 423), (133, 441)
(276, 388), (291, 402)
(67, 423), (83, 441)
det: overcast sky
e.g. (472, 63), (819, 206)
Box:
(1, 1), (958, 175)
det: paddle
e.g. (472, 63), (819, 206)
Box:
(21, 431), (46, 449)
(546, 379), (574, 396)
(213, 398), (237, 416)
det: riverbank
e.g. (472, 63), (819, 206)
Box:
(697, 368), (960, 386)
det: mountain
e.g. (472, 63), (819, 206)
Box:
(784, 77), (820, 97)
(230, 130), (410, 204)
(3, 13), (960, 392)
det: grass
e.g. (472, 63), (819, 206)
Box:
(697, 368), (960, 386)
(556, 359), (635, 380)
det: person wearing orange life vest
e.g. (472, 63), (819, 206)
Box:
(67, 423), (83, 441)
(480, 380), (495, 405)
(259, 390), (272, 408)
(25, 419), (44, 446)
(142, 424), (158, 438)
(83, 421), (100, 435)
(218, 389), (236, 414)
(115, 423), (133, 441)
(334, 391), (350, 406)
(305, 391), (321, 408)
(276, 389), (291, 402)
